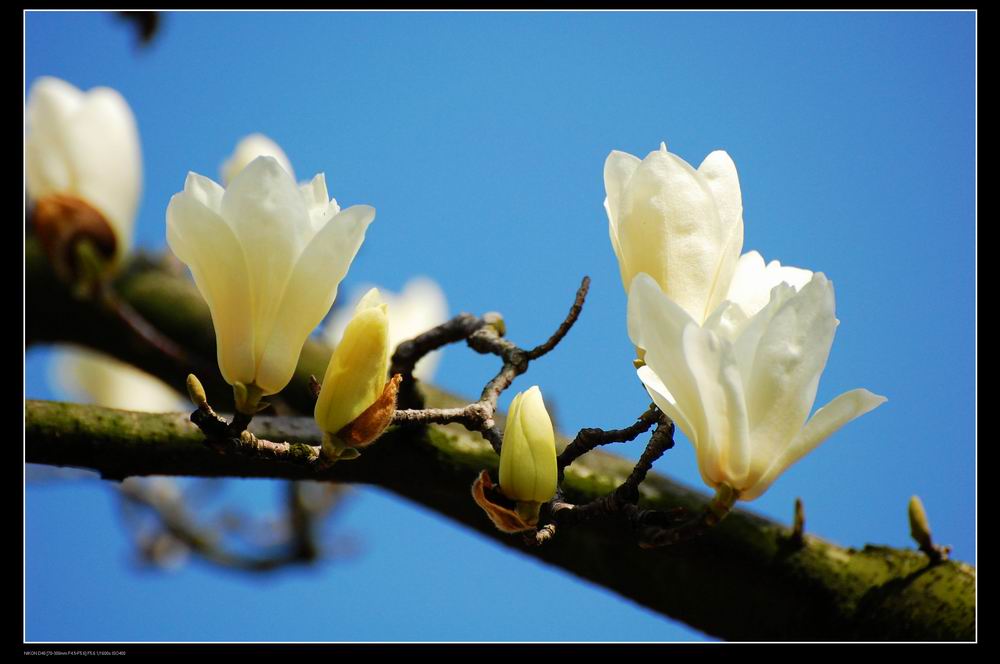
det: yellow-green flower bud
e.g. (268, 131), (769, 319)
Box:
(314, 289), (392, 454)
(908, 495), (933, 550)
(498, 386), (557, 524)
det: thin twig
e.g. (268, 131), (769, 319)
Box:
(557, 404), (661, 481)
(99, 281), (206, 372)
(118, 477), (354, 573)
(527, 276), (591, 360)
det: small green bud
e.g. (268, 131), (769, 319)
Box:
(186, 373), (208, 410)
(482, 311), (506, 337)
(908, 495), (933, 550)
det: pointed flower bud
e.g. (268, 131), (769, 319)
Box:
(497, 386), (558, 525)
(26, 76), (142, 281)
(323, 277), (449, 382)
(166, 156), (374, 403)
(315, 289), (398, 460)
(908, 495), (933, 550)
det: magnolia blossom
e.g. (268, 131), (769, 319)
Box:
(604, 142), (743, 324)
(628, 271), (886, 502)
(498, 386), (558, 523)
(50, 347), (185, 413)
(323, 277), (449, 382)
(166, 156), (374, 408)
(221, 133), (294, 185)
(26, 76), (142, 269)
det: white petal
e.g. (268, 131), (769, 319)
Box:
(725, 251), (813, 319)
(742, 274), (838, 488)
(681, 325), (751, 487)
(221, 133), (294, 185)
(299, 173), (341, 232)
(50, 347), (185, 413)
(183, 172), (225, 213)
(604, 150), (641, 223)
(636, 365), (701, 473)
(166, 189), (255, 387)
(617, 148), (726, 322)
(26, 130), (72, 198)
(221, 156), (313, 371)
(731, 280), (798, 388)
(255, 205), (374, 394)
(697, 151), (744, 316)
(627, 272), (695, 353)
(26, 78), (85, 199)
(628, 275), (719, 481)
(741, 388), (887, 500)
(61, 88), (141, 247)
(604, 150), (641, 285)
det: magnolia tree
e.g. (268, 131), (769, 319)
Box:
(24, 73), (973, 642)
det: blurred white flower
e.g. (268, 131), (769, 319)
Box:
(49, 346), (185, 413)
(628, 271), (886, 502)
(221, 133), (294, 185)
(166, 156), (374, 410)
(26, 76), (142, 273)
(323, 277), (448, 382)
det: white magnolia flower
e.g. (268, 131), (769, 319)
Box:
(166, 156), (374, 410)
(604, 141), (743, 324)
(221, 133), (294, 185)
(50, 346), (185, 413)
(323, 277), (449, 382)
(628, 271), (886, 502)
(26, 76), (142, 269)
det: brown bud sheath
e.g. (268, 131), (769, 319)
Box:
(471, 470), (536, 534)
(335, 373), (402, 449)
(31, 194), (117, 283)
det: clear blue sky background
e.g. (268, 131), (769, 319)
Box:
(25, 11), (975, 642)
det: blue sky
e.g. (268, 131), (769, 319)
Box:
(25, 11), (975, 642)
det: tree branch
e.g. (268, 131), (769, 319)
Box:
(25, 238), (975, 641)
(25, 399), (975, 640)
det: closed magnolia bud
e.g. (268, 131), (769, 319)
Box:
(604, 141), (742, 324)
(498, 386), (557, 524)
(314, 289), (395, 455)
(323, 277), (449, 383)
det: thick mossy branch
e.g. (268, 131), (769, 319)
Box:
(25, 238), (975, 641)
(25, 401), (974, 641)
